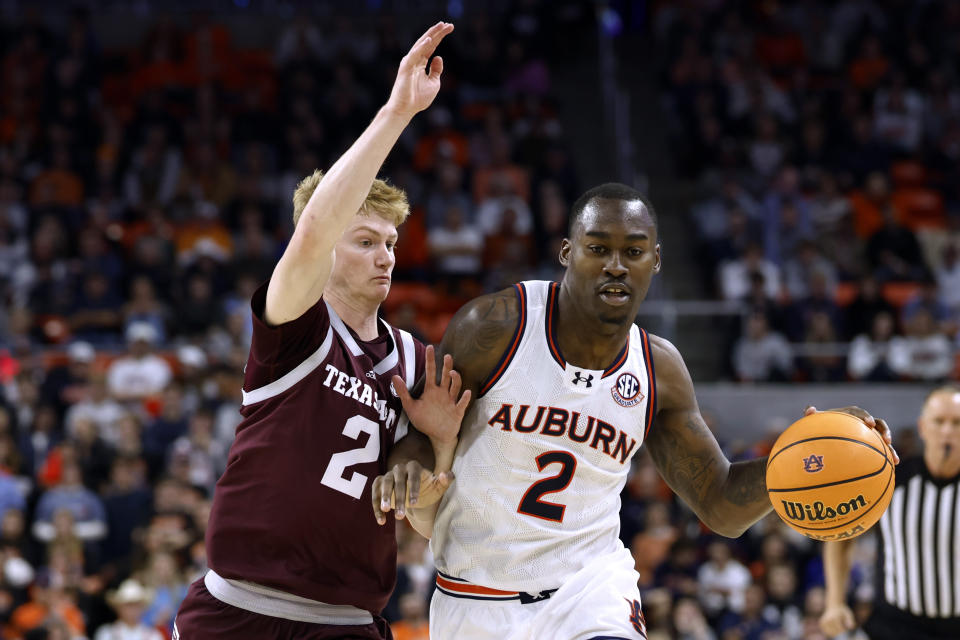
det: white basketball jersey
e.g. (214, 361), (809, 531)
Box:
(431, 280), (657, 592)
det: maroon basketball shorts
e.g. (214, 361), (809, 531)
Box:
(174, 578), (394, 640)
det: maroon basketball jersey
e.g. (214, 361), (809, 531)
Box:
(205, 282), (425, 614)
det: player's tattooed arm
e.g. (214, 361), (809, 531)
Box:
(437, 287), (521, 400)
(644, 336), (771, 537)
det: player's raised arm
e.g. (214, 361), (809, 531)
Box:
(264, 22), (453, 326)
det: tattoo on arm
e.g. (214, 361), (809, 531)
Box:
(647, 414), (724, 508)
(724, 459), (768, 507)
(441, 289), (517, 390)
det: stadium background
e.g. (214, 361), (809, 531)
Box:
(0, 0), (957, 637)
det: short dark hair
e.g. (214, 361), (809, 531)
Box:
(568, 183), (658, 237)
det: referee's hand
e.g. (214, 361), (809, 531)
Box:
(820, 602), (856, 637)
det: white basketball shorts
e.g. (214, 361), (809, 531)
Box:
(429, 548), (647, 640)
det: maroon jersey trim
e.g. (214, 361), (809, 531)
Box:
(241, 325), (335, 406)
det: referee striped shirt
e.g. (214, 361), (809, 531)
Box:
(872, 456), (960, 636)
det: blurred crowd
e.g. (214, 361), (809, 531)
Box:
(656, 0), (960, 384)
(0, 1), (949, 639)
(0, 2), (592, 638)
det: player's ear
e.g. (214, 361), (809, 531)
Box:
(653, 244), (662, 273)
(559, 239), (571, 267)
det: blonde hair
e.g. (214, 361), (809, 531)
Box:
(292, 169), (410, 227)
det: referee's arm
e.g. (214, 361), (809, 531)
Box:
(821, 539), (857, 636)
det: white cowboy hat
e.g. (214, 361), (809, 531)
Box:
(107, 579), (153, 606)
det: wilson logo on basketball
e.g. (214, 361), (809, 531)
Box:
(802, 454), (824, 473)
(780, 495), (867, 522)
(611, 373), (643, 407)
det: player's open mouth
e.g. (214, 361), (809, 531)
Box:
(598, 284), (631, 306)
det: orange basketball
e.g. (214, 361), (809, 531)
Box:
(766, 411), (895, 541)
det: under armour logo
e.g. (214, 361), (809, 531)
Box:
(518, 588), (557, 604)
(365, 371), (377, 379)
(572, 372), (594, 387)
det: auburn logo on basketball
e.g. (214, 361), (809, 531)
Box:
(611, 372), (643, 407)
(780, 495), (867, 522)
(802, 454), (824, 473)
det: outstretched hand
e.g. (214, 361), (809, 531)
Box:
(386, 21), (454, 119)
(804, 405), (900, 464)
(392, 345), (471, 446)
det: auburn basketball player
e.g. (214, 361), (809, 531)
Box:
(374, 183), (897, 640)
(173, 22), (470, 640)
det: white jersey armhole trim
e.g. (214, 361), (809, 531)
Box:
(393, 329), (417, 443)
(241, 326), (334, 406)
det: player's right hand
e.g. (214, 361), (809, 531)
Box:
(372, 460), (454, 525)
(819, 603), (856, 637)
(385, 21), (454, 119)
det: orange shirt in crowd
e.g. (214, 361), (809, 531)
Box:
(392, 621), (430, 640)
(7, 599), (86, 639)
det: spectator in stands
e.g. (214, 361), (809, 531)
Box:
(720, 244), (781, 301)
(101, 456), (152, 569)
(40, 342), (94, 421)
(889, 309), (955, 381)
(166, 408), (225, 496)
(425, 161), (473, 229)
(7, 571), (85, 640)
(866, 204), (928, 282)
(764, 563), (804, 637)
(105, 323), (171, 402)
(32, 460), (106, 544)
(654, 538), (700, 601)
(798, 311), (845, 382)
(733, 312), (794, 382)
(672, 597), (716, 640)
(901, 278), (952, 331)
(138, 549), (188, 633)
(761, 166), (812, 266)
(848, 311), (899, 382)
(783, 239), (838, 301)
(844, 275), (896, 340)
(122, 276), (170, 346)
(94, 578), (163, 640)
(935, 243), (960, 313)
(427, 205), (484, 289)
(698, 539), (752, 623)
(64, 373), (124, 449)
(717, 582), (780, 639)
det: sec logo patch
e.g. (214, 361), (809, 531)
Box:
(611, 372), (643, 407)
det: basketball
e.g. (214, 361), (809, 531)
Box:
(766, 411), (895, 541)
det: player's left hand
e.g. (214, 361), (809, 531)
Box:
(372, 459), (454, 525)
(804, 405), (900, 464)
(392, 345), (470, 446)
(385, 21), (454, 119)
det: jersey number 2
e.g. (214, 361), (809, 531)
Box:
(320, 416), (380, 499)
(517, 451), (577, 522)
